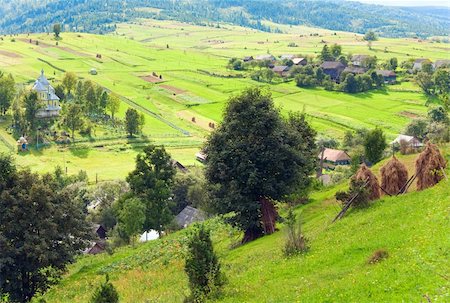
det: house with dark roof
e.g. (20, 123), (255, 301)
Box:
(85, 242), (105, 255)
(351, 55), (370, 67)
(376, 70), (397, 84)
(271, 65), (291, 77)
(196, 151), (207, 163)
(320, 61), (345, 81)
(243, 56), (254, 62)
(172, 160), (188, 173)
(175, 206), (206, 228)
(32, 70), (61, 118)
(343, 66), (367, 75)
(92, 224), (107, 240)
(319, 148), (351, 168)
(434, 59), (450, 69)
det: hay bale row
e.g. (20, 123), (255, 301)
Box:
(415, 143), (447, 191)
(354, 164), (380, 201)
(380, 156), (408, 195)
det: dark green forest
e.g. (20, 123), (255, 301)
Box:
(0, 0), (449, 38)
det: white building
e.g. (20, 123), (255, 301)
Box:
(32, 70), (61, 118)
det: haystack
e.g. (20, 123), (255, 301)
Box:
(380, 156), (408, 195)
(415, 143), (447, 191)
(354, 164), (380, 200)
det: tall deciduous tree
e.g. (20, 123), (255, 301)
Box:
(24, 91), (40, 130)
(205, 88), (316, 243)
(53, 23), (61, 38)
(0, 161), (91, 302)
(62, 72), (77, 96)
(126, 145), (176, 236)
(61, 103), (84, 142)
(125, 108), (139, 137)
(118, 197), (145, 245)
(106, 94), (121, 125)
(364, 128), (387, 164)
(0, 72), (15, 115)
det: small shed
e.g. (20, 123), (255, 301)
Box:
(391, 134), (422, 148)
(172, 160), (188, 173)
(196, 151), (207, 163)
(175, 206), (206, 228)
(93, 224), (107, 240)
(85, 241), (105, 255)
(243, 56), (254, 62)
(434, 59), (450, 69)
(89, 68), (98, 75)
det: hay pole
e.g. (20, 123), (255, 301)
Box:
(378, 185), (392, 196)
(332, 178), (370, 223)
(396, 174), (417, 196)
(441, 167), (448, 181)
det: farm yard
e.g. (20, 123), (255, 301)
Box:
(0, 19), (447, 180)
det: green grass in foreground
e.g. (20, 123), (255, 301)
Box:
(38, 150), (450, 303)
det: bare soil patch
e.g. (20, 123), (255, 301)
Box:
(0, 50), (22, 58)
(399, 111), (420, 119)
(141, 75), (164, 83)
(160, 84), (186, 94)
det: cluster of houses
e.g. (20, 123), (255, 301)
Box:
(412, 58), (450, 72)
(320, 55), (396, 84)
(243, 54), (307, 77)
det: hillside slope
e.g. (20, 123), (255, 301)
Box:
(38, 155), (450, 302)
(1, 0), (449, 37)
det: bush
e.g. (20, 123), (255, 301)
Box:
(368, 249), (389, 264)
(335, 179), (370, 208)
(185, 225), (225, 302)
(283, 207), (308, 256)
(90, 275), (119, 303)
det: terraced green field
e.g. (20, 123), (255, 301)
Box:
(0, 19), (447, 180)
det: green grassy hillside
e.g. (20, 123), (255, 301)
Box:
(37, 150), (450, 303)
(1, 19), (445, 181)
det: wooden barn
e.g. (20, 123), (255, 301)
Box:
(320, 61), (345, 81)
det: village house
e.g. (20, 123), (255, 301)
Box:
(319, 148), (351, 169)
(320, 61), (345, 81)
(376, 70), (397, 84)
(391, 134), (422, 148)
(351, 54), (370, 67)
(413, 58), (431, 71)
(280, 54), (295, 60)
(271, 65), (291, 77)
(255, 54), (276, 62)
(434, 59), (450, 69)
(32, 70), (61, 118)
(292, 57), (307, 66)
(172, 160), (188, 173)
(196, 151), (207, 163)
(243, 56), (254, 62)
(343, 66), (367, 75)
(175, 206), (206, 228)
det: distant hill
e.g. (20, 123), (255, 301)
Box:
(0, 0), (449, 38)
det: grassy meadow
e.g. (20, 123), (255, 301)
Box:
(36, 148), (450, 302)
(0, 19), (448, 179)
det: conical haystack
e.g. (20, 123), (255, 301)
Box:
(415, 143), (447, 191)
(380, 156), (409, 195)
(354, 164), (380, 200)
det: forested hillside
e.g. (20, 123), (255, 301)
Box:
(0, 0), (449, 38)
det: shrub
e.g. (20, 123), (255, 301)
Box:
(185, 225), (225, 302)
(90, 275), (119, 303)
(368, 249), (389, 264)
(283, 207), (308, 256)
